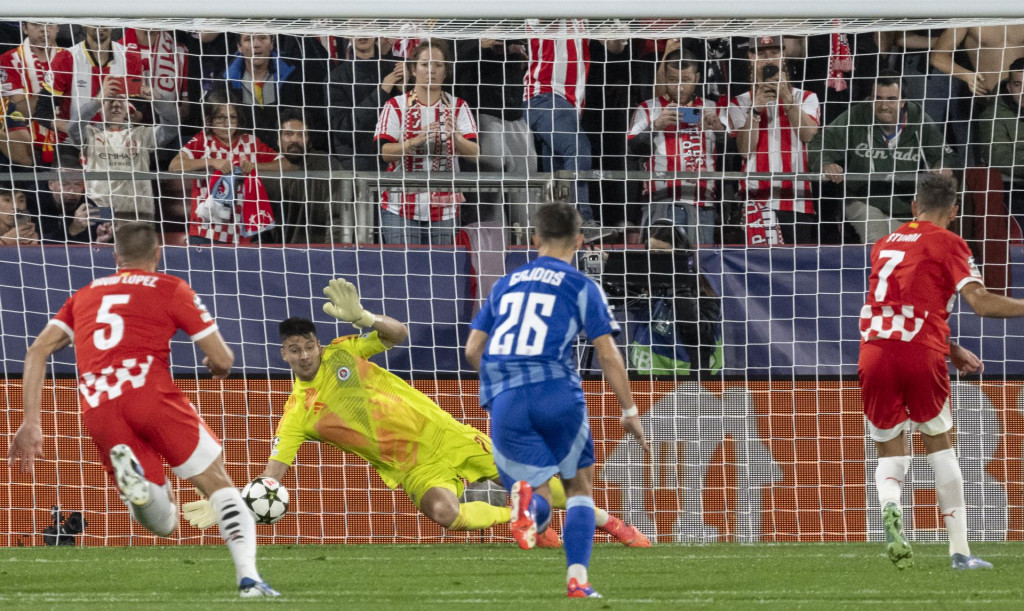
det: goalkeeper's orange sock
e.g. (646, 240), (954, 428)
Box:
(449, 502), (511, 530)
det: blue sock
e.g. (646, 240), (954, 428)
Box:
(563, 496), (596, 569)
(531, 494), (551, 532)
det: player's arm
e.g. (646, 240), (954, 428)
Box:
(960, 282), (1024, 318)
(261, 459), (290, 480)
(949, 342), (983, 375)
(592, 334), (651, 453)
(322, 278), (408, 347)
(8, 324), (72, 473)
(465, 329), (489, 371)
(195, 330), (234, 379)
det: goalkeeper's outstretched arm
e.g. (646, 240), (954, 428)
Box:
(261, 459), (290, 481)
(322, 278), (409, 347)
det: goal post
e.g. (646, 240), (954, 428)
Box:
(2, 12), (1024, 547)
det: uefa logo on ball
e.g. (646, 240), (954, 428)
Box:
(336, 366), (351, 382)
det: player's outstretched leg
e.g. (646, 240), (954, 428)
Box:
(882, 502), (914, 570)
(191, 462), (279, 598)
(509, 481), (537, 550)
(547, 477), (649, 547)
(110, 444), (177, 536)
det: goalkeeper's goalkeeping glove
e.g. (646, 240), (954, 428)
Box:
(323, 278), (377, 329)
(182, 498), (216, 530)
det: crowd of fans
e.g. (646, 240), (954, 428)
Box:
(0, 21), (1023, 248)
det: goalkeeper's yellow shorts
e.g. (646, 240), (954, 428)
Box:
(401, 423), (498, 508)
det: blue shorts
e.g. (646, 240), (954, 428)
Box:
(487, 379), (595, 490)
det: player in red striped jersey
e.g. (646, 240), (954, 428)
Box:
(7, 222), (278, 596)
(859, 174), (1024, 571)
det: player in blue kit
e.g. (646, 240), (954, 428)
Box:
(466, 201), (650, 599)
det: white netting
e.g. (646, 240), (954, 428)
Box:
(2, 15), (1024, 547)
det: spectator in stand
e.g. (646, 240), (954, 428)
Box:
(43, 25), (143, 131)
(329, 37), (402, 170)
(0, 21), (66, 165)
(118, 28), (189, 110)
(222, 33), (310, 151)
(810, 70), (954, 244)
(66, 76), (178, 221)
(523, 19), (622, 242)
(979, 57), (1024, 227)
(455, 37), (535, 227)
(0, 183), (39, 245)
(724, 35), (820, 246)
(34, 155), (112, 244)
(979, 57), (1024, 170)
(185, 31), (234, 117)
(374, 40), (478, 246)
(0, 93), (33, 171)
(265, 109), (345, 244)
(168, 91), (290, 245)
(628, 49), (723, 246)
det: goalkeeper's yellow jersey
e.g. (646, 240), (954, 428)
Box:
(270, 332), (462, 488)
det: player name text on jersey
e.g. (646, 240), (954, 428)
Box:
(90, 274), (159, 288)
(508, 268), (566, 287)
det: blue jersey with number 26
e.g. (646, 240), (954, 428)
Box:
(471, 256), (619, 407)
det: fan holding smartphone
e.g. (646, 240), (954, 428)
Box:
(627, 49), (723, 247)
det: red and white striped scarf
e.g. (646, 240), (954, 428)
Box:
(121, 29), (182, 101)
(827, 31), (854, 93)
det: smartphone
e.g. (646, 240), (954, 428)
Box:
(89, 206), (114, 224)
(124, 75), (143, 97)
(677, 106), (703, 126)
(761, 64), (780, 81)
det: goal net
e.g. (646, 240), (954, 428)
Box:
(3, 13), (1024, 547)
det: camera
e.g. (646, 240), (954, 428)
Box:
(43, 505), (87, 546)
(580, 251), (603, 278)
(761, 64), (780, 81)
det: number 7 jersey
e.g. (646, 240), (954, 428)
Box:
(860, 220), (982, 354)
(471, 255), (619, 407)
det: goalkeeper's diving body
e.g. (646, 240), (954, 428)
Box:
(187, 279), (649, 546)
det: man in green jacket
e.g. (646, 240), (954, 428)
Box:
(809, 70), (954, 244)
(978, 57), (1024, 174)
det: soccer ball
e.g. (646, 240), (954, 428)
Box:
(241, 477), (289, 525)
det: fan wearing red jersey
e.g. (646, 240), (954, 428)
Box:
(628, 49), (724, 246)
(859, 174), (1024, 572)
(6, 222), (279, 598)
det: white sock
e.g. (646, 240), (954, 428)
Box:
(209, 487), (259, 583)
(875, 455), (911, 510)
(593, 508), (609, 528)
(129, 481), (177, 537)
(567, 563), (588, 585)
(928, 448), (970, 557)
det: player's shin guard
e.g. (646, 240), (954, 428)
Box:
(564, 496), (596, 584)
(129, 481), (178, 537)
(449, 502), (511, 530)
(531, 495), (552, 532)
(928, 448), (970, 557)
(875, 455), (911, 510)
(209, 487), (260, 584)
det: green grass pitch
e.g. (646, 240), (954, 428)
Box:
(2, 542), (1023, 609)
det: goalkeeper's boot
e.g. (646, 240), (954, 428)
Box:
(535, 527), (562, 549)
(110, 444), (151, 507)
(567, 578), (602, 599)
(600, 514), (651, 547)
(951, 553), (993, 570)
(509, 481), (536, 550)
(882, 502), (914, 570)
(239, 577), (281, 598)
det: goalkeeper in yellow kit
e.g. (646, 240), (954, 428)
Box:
(186, 279), (649, 546)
